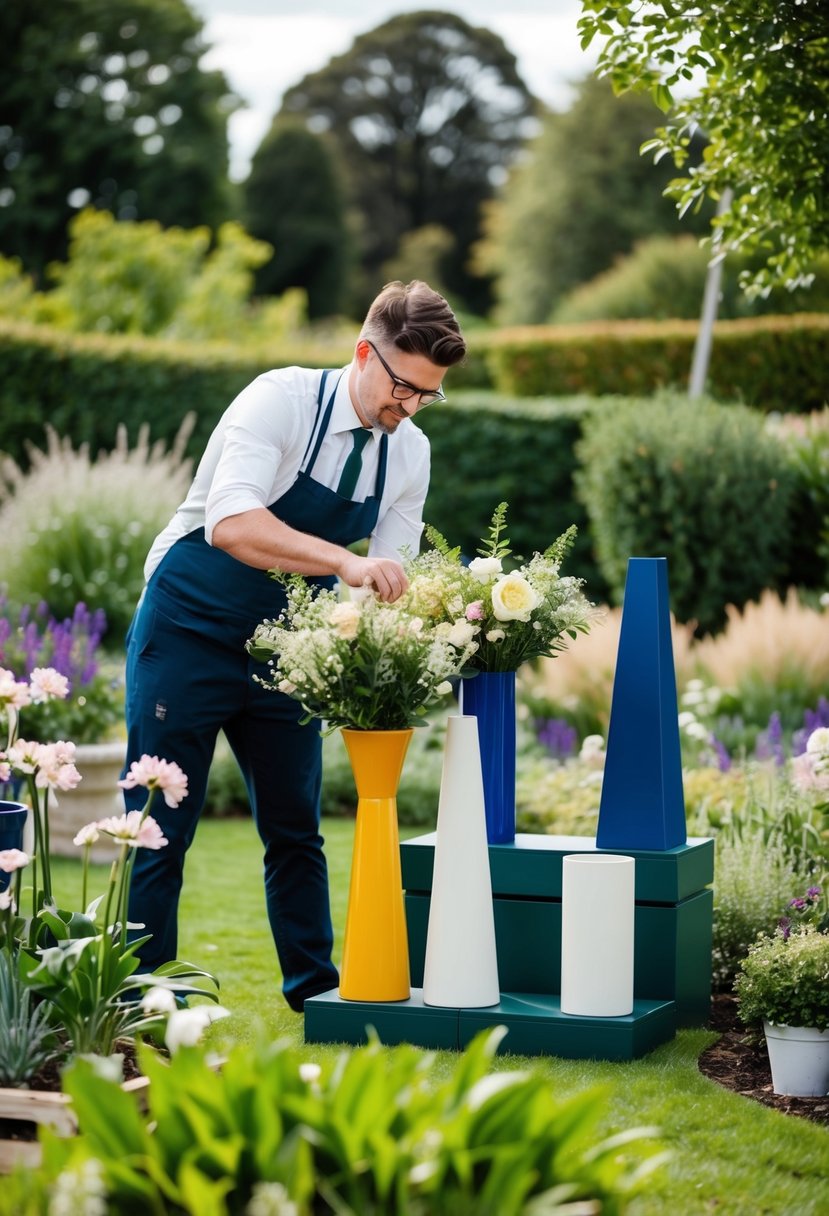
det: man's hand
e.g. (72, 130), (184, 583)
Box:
(338, 553), (409, 603)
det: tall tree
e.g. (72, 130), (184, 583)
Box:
(279, 10), (536, 314)
(579, 0), (829, 296)
(475, 75), (710, 325)
(0, 0), (235, 281)
(243, 119), (352, 319)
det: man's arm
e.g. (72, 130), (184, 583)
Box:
(212, 509), (408, 602)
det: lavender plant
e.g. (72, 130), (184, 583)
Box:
(0, 597), (122, 744)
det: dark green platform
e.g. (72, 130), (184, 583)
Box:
(402, 833), (714, 1029)
(304, 988), (677, 1060)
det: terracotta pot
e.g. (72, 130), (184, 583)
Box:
(339, 729), (412, 1003)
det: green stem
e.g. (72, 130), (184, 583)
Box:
(81, 846), (89, 913)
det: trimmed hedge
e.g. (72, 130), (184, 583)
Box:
(482, 314), (829, 412)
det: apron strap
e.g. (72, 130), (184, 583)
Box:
(301, 369), (337, 471)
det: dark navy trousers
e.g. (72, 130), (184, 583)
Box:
(124, 597), (338, 1010)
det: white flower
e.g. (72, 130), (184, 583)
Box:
(299, 1061), (321, 1083)
(485, 629), (505, 642)
(49, 1158), (107, 1216)
(491, 573), (540, 622)
(97, 811), (169, 850)
(140, 986), (179, 1015)
(467, 556), (503, 583)
(73, 823), (101, 848)
(805, 728), (829, 758)
(435, 680), (453, 696)
(677, 711), (698, 729)
(245, 1182), (299, 1216)
(0, 889), (15, 912)
(165, 1004), (231, 1053)
(684, 721), (710, 742)
(29, 666), (70, 703)
(0, 848), (29, 873)
(447, 618), (477, 647)
(329, 600), (361, 639)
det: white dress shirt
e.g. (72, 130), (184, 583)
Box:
(144, 364), (431, 580)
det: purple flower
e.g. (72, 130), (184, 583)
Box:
(537, 718), (578, 760)
(710, 735), (732, 772)
(807, 885), (822, 900)
(777, 917), (792, 941)
(789, 897), (807, 911)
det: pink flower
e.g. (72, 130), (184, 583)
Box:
(34, 742), (83, 792)
(29, 667), (70, 703)
(0, 848), (30, 873)
(465, 601), (485, 621)
(6, 739), (42, 775)
(0, 669), (31, 710)
(73, 822), (101, 847)
(791, 751), (829, 793)
(97, 811), (169, 850)
(118, 755), (189, 808)
(0, 758), (10, 783)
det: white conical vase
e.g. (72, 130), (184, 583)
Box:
(763, 1022), (829, 1096)
(423, 714), (500, 1008)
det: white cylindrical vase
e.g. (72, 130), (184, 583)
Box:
(423, 715), (500, 1008)
(560, 854), (635, 1017)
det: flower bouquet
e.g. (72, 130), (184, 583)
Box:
(401, 502), (593, 842)
(247, 574), (477, 732)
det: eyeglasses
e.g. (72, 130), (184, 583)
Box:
(365, 339), (445, 407)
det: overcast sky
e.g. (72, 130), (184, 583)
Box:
(187, 1), (598, 180)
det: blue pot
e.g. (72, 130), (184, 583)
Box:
(0, 800), (28, 893)
(460, 671), (517, 845)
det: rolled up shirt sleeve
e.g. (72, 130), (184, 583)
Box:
(204, 377), (300, 545)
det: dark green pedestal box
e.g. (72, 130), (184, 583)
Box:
(304, 988), (676, 1061)
(402, 832), (714, 1029)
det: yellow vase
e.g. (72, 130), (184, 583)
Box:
(339, 728), (412, 1002)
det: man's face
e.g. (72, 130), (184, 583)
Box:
(349, 339), (448, 434)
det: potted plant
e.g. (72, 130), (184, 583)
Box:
(0, 663), (225, 1170)
(248, 575), (476, 1003)
(734, 920), (829, 1097)
(0, 598), (125, 858)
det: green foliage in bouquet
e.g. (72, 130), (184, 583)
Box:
(404, 502), (593, 672)
(36, 1027), (664, 1216)
(247, 576), (477, 733)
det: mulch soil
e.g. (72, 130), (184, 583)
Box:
(3, 999), (827, 1146)
(699, 993), (829, 1127)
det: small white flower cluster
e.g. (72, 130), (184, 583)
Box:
(791, 727), (829, 795)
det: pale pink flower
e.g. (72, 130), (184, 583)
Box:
(118, 755), (189, 808)
(35, 742), (82, 792)
(0, 888), (15, 912)
(0, 669), (31, 710)
(97, 811), (169, 849)
(465, 601), (485, 621)
(0, 758), (10, 783)
(73, 822), (101, 847)
(0, 848), (29, 873)
(29, 667), (70, 703)
(6, 739), (43, 775)
(791, 751), (829, 793)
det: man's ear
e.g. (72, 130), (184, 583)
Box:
(355, 338), (371, 366)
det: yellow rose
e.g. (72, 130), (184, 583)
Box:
(490, 573), (540, 622)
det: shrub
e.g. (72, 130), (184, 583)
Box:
(711, 834), (807, 991)
(553, 236), (829, 324)
(772, 409), (829, 589)
(36, 1028), (663, 1215)
(0, 421), (195, 646)
(575, 395), (796, 635)
(484, 314), (829, 412)
(735, 927), (829, 1031)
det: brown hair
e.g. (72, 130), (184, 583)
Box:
(361, 280), (466, 368)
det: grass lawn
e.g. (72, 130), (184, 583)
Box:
(51, 816), (829, 1216)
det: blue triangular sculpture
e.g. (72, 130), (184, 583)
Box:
(596, 557), (687, 850)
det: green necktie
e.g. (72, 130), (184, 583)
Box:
(337, 427), (371, 498)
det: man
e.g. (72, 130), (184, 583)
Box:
(123, 280), (467, 1010)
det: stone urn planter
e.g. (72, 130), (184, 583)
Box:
(46, 740), (127, 862)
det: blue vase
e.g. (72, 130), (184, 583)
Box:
(0, 800), (28, 893)
(460, 671), (516, 844)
